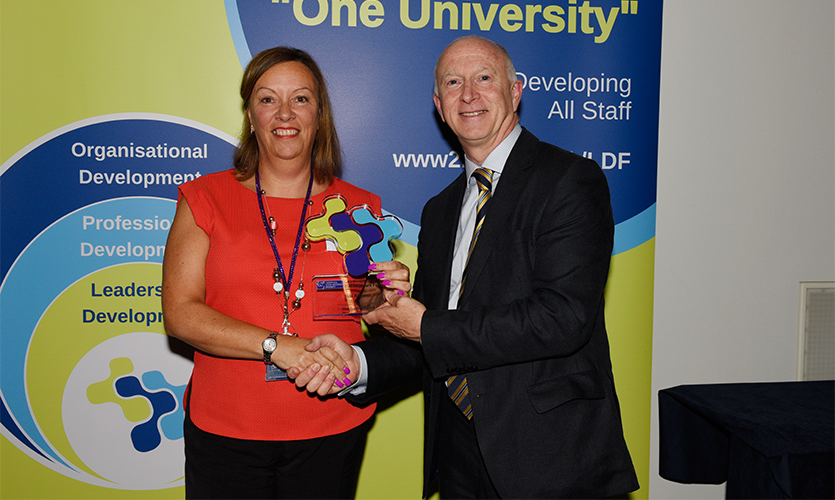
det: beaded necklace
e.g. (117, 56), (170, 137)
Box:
(255, 169), (313, 335)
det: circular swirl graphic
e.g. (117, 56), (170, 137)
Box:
(0, 114), (237, 489)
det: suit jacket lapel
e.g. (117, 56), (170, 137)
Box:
(457, 129), (538, 307)
(424, 172), (467, 310)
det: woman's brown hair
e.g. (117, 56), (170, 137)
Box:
(234, 47), (341, 184)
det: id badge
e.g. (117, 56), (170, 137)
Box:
(266, 364), (289, 381)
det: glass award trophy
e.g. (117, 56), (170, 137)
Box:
(305, 195), (403, 319)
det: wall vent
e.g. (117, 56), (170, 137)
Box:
(797, 282), (835, 381)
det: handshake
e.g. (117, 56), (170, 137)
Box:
(275, 260), (423, 396)
(283, 333), (362, 396)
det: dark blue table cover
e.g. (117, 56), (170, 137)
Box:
(659, 381), (834, 499)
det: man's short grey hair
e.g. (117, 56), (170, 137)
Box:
(433, 36), (517, 96)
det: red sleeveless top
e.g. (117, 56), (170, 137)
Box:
(179, 169), (376, 440)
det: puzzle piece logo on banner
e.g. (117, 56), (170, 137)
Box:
(305, 195), (403, 276)
(87, 357), (185, 453)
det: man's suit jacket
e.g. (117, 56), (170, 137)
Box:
(353, 128), (639, 498)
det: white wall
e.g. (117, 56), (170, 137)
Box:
(650, 1), (835, 498)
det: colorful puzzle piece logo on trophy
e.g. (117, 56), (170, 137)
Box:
(305, 195), (403, 317)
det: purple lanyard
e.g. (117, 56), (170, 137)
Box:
(255, 169), (313, 297)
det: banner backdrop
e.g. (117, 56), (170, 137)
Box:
(1, 1), (661, 498)
(228, 0), (659, 233)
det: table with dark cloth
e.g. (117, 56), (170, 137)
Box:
(658, 380), (834, 499)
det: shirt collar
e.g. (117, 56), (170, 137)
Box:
(464, 124), (522, 178)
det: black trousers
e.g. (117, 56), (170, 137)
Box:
(184, 413), (372, 499)
(438, 395), (501, 499)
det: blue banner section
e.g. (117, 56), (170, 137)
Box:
(1, 115), (237, 277)
(225, 0), (662, 252)
(0, 115), (237, 477)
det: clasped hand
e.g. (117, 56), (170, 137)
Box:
(273, 334), (354, 389)
(285, 260), (412, 396)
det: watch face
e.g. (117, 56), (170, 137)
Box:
(263, 338), (277, 351)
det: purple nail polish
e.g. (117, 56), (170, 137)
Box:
(368, 263), (377, 271)
(343, 378), (351, 386)
(382, 280), (392, 286)
(378, 272), (386, 279)
(334, 379), (344, 388)
(397, 290), (406, 296)
(343, 367), (351, 375)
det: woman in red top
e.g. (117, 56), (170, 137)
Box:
(162, 47), (409, 499)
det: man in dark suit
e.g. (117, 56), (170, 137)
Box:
(294, 35), (638, 499)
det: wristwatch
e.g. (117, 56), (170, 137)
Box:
(262, 332), (278, 364)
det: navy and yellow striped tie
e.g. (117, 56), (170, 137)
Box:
(447, 167), (493, 420)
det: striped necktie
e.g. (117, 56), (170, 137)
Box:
(447, 167), (493, 420)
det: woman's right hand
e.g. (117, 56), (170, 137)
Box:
(273, 335), (355, 394)
(285, 334), (359, 396)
